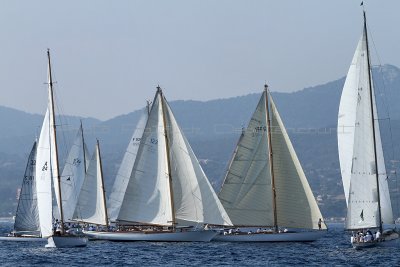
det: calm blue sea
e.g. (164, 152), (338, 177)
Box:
(0, 221), (399, 266)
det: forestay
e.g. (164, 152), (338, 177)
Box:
(14, 142), (41, 236)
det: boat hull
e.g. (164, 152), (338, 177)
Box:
(83, 230), (217, 242)
(0, 236), (45, 242)
(45, 236), (88, 248)
(213, 230), (326, 242)
(353, 232), (400, 249)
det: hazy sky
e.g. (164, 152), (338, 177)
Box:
(0, 1), (399, 120)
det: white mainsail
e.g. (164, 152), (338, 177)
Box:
(163, 99), (232, 226)
(338, 23), (393, 230)
(270, 97), (325, 230)
(55, 125), (89, 222)
(117, 92), (172, 225)
(219, 90), (325, 230)
(218, 92), (274, 226)
(73, 142), (108, 225)
(108, 108), (149, 221)
(14, 141), (41, 235)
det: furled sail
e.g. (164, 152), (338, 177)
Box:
(73, 142), (107, 225)
(54, 125), (89, 222)
(339, 28), (393, 230)
(14, 142), (41, 236)
(218, 92), (274, 226)
(270, 96), (325, 230)
(117, 93), (173, 225)
(108, 108), (149, 221)
(163, 98), (232, 226)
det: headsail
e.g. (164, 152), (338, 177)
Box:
(163, 97), (232, 226)
(14, 141), (41, 236)
(73, 141), (108, 225)
(270, 96), (325, 230)
(108, 108), (149, 221)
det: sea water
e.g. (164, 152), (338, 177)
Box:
(0, 221), (398, 266)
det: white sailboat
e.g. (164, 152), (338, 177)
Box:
(215, 85), (326, 242)
(85, 87), (232, 242)
(338, 10), (399, 249)
(35, 50), (87, 248)
(73, 140), (109, 228)
(0, 141), (45, 242)
(56, 122), (90, 223)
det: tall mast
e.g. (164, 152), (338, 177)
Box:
(47, 49), (65, 234)
(158, 86), (176, 230)
(80, 121), (87, 173)
(97, 139), (109, 228)
(363, 11), (383, 233)
(264, 84), (278, 232)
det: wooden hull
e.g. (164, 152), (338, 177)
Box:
(213, 230), (326, 242)
(83, 230), (217, 242)
(45, 236), (88, 248)
(0, 236), (45, 242)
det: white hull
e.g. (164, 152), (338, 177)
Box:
(213, 230), (326, 242)
(0, 236), (45, 242)
(83, 230), (217, 242)
(45, 236), (88, 248)
(352, 232), (400, 249)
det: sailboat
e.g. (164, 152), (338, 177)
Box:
(0, 141), (45, 242)
(338, 10), (399, 249)
(73, 140), (109, 228)
(35, 49), (88, 248)
(85, 87), (232, 242)
(214, 85), (326, 242)
(56, 122), (90, 223)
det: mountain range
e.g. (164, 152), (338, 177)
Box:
(1, 64), (400, 219)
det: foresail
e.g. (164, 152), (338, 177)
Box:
(163, 98), (232, 226)
(338, 36), (362, 207)
(14, 142), (41, 236)
(73, 144), (107, 225)
(108, 108), (148, 221)
(270, 96), (325, 230)
(218, 92), (274, 226)
(56, 126), (87, 222)
(117, 93), (173, 225)
(35, 109), (54, 237)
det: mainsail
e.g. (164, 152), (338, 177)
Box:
(73, 141), (108, 225)
(55, 124), (89, 222)
(338, 17), (393, 230)
(14, 141), (41, 236)
(219, 89), (325, 230)
(108, 108), (149, 222)
(117, 88), (232, 227)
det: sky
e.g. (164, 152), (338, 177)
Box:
(0, 0), (399, 120)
